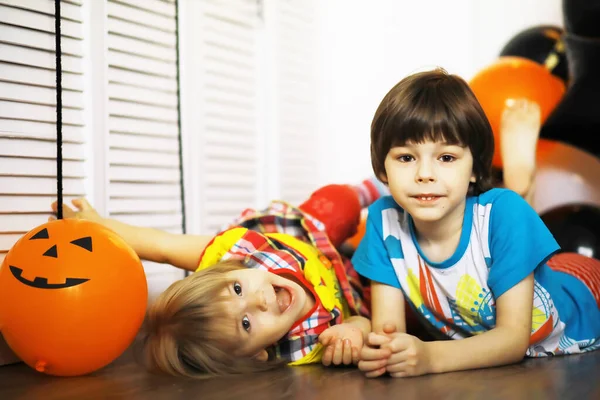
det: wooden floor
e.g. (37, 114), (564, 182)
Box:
(1, 348), (599, 400)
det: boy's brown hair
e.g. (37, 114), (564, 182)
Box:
(370, 68), (495, 195)
(139, 260), (285, 378)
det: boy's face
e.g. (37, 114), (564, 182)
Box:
(220, 268), (314, 360)
(381, 140), (476, 226)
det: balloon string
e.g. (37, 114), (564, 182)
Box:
(55, 0), (63, 220)
(175, 0), (186, 236)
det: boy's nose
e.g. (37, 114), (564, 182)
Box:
(415, 160), (436, 183)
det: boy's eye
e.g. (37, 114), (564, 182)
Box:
(233, 282), (242, 296)
(242, 316), (251, 332)
(440, 154), (455, 162)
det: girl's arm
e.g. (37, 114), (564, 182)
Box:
(370, 281), (407, 333)
(53, 198), (212, 272)
(426, 273), (534, 373)
(101, 219), (212, 272)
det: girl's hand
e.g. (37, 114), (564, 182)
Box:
(50, 198), (103, 224)
(319, 323), (364, 366)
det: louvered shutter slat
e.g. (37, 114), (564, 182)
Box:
(0, 119), (82, 142)
(106, 0), (183, 283)
(0, 63), (84, 90)
(199, 0), (260, 234)
(275, 0), (319, 204)
(0, 176), (85, 196)
(109, 149), (179, 167)
(0, 82), (83, 108)
(107, 17), (175, 47)
(108, 117), (178, 136)
(0, 4), (83, 38)
(0, 1), (87, 257)
(0, 158), (85, 178)
(0, 43), (83, 73)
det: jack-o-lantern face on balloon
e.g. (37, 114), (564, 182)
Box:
(0, 219), (148, 376)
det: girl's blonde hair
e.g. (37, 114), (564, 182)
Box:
(139, 259), (286, 378)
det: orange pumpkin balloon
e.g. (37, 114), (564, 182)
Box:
(469, 56), (566, 168)
(0, 219), (147, 376)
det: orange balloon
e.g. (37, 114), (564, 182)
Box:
(0, 219), (147, 376)
(469, 56), (566, 168)
(346, 214), (367, 249)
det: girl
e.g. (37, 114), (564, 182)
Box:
(353, 68), (600, 378)
(52, 179), (389, 377)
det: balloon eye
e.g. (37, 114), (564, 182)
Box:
(30, 228), (49, 240)
(70, 237), (93, 252)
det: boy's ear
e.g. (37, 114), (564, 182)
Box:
(253, 349), (269, 362)
(470, 173), (477, 183)
(378, 172), (388, 184)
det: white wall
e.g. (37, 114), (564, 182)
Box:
(316, 0), (562, 186)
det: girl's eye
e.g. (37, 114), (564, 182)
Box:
(242, 316), (251, 332)
(440, 154), (455, 162)
(397, 155), (413, 162)
(233, 282), (242, 296)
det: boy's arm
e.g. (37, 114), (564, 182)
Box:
(425, 273), (534, 373)
(371, 281), (407, 333)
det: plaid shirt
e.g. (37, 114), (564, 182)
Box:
(199, 201), (370, 364)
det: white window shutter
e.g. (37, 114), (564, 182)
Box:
(182, 0), (262, 236)
(271, 0), (320, 205)
(0, 0), (87, 265)
(105, 0), (185, 289)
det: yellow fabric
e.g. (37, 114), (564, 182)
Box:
(288, 344), (324, 366)
(196, 227), (247, 272)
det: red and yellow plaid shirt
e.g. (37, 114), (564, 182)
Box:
(197, 201), (370, 364)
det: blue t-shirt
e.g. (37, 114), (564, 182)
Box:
(352, 188), (600, 356)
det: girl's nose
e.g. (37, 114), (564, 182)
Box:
(252, 290), (268, 312)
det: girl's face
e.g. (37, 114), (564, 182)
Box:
(220, 268), (314, 360)
(382, 140), (476, 227)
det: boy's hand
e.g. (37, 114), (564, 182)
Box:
(379, 332), (431, 378)
(50, 198), (103, 224)
(358, 331), (392, 378)
(319, 323), (364, 366)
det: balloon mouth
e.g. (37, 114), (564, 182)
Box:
(9, 266), (89, 289)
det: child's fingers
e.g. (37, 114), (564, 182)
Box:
(48, 216), (56, 222)
(342, 339), (352, 365)
(332, 339), (343, 365)
(367, 332), (391, 347)
(358, 359), (388, 377)
(360, 345), (391, 361)
(382, 323), (397, 334)
(365, 368), (387, 379)
(321, 343), (334, 366)
(71, 198), (92, 210)
(50, 201), (76, 217)
(352, 346), (360, 365)
(318, 331), (334, 346)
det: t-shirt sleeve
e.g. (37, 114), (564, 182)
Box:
(351, 204), (401, 288)
(487, 190), (560, 298)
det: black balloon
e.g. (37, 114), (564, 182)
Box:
(563, 0), (600, 38)
(539, 33), (600, 158)
(500, 25), (569, 83)
(541, 204), (600, 259)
